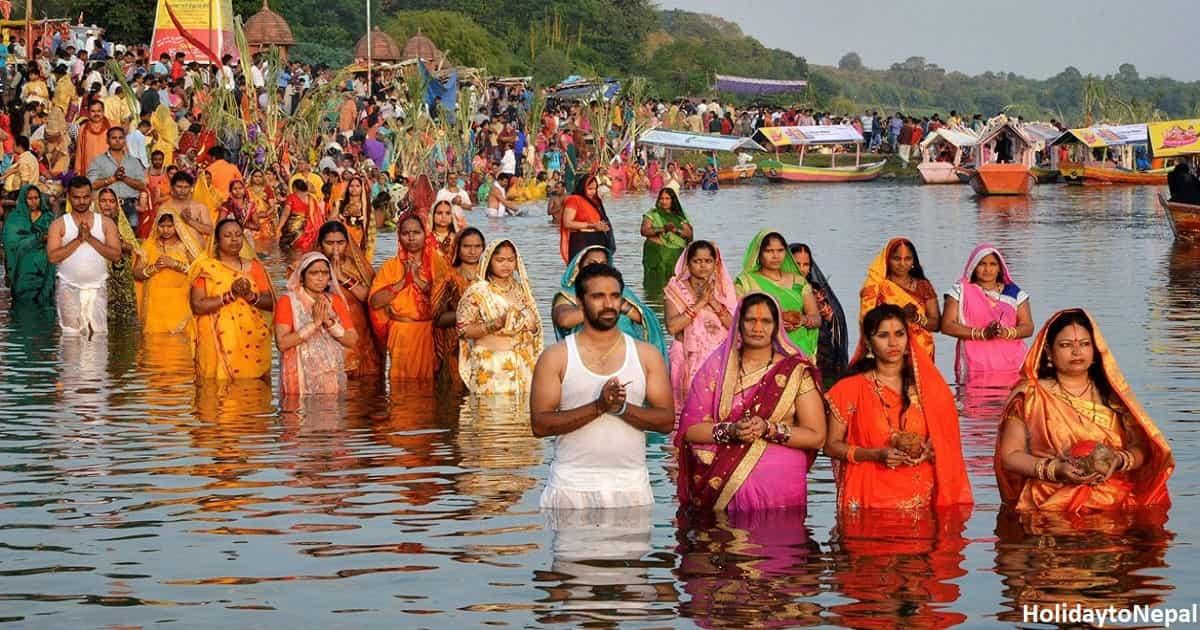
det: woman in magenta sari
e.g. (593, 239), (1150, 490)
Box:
(664, 240), (735, 421)
(675, 293), (827, 513)
(940, 244), (1033, 384)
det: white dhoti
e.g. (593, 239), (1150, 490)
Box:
(56, 283), (109, 336)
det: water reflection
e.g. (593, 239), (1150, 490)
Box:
(676, 508), (824, 627)
(536, 505), (676, 624)
(993, 507), (1173, 624)
(827, 507), (972, 629)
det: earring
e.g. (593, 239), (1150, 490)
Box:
(865, 349), (875, 359)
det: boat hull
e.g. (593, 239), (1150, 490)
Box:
(968, 164), (1033, 196)
(1061, 161), (1169, 185)
(917, 162), (962, 184)
(717, 164), (758, 183)
(1030, 166), (1060, 183)
(761, 159), (886, 182)
(1159, 193), (1200, 241)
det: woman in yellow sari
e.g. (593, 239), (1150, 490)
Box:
(368, 213), (448, 381)
(995, 309), (1173, 513)
(151, 104), (178, 166)
(134, 211), (204, 336)
(859, 237), (940, 360)
(432, 227), (485, 389)
(188, 219), (276, 380)
(455, 239), (544, 395)
(318, 220), (382, 379)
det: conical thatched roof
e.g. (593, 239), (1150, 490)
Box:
(244, 0), (294, 48)
(355, 27), (401, 62)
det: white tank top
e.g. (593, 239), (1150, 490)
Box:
(541, 334), (653, 509)
(57, 212), (109, 289)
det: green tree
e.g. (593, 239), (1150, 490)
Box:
(532, 49), (573, 87)
(838, 52), (863, 71)
(642, 39), (715, 96)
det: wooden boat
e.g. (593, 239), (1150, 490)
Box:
(1158, 193), (1200, 241)
(918, 127), (978, 184)
(760, 159), (886, 182)
(962, 117), (1038, 196)
(1030, 166), (1060, 183)
(964, 164), (1035, 196)
(1081, 164), (1169, 185)
(754, 125), (882, 183)
(717, 163), (758, 183)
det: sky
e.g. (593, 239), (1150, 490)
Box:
(657, 0), (1200, 81)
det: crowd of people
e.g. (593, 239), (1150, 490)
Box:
(0, 31), (1177, 543)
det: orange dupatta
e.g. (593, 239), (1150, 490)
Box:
(827, 333), (973, 509)
(995, 309), (1173, 513)
(858, 237), (936, 360)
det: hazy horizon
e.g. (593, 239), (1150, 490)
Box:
(657, 0), (1200, 82)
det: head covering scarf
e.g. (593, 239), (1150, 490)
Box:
(995, 309), (1173, 512)
(336, 174), (376, 261)
(791, 243), (849, 380)
(426, 199), (458, 260)
(555, 244), (667, 358)
(1, 184), (56, 305)
(559, 174), (615, 262)
(952, 244), (1027, 383)
(674, 293), (818, 511)
(456, 239), (544, 393)
(664, 241), (736, 412)
(280, 251), (347, 395)
(734, 230), (818, 357)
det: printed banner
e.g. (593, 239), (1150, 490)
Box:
(1148, 119), (1200, 157)
(150, 0), (236, 64)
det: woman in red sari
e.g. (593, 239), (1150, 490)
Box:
(280, 178), (325, 252)
(825, 304), (973, 510)
(995, 309), (1173, 513)
(559, 174), (615, 263)
(675, 293), (827, 513)
(859, 238), (941, 360)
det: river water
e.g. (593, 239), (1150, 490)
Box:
(2, 182), (1197, 627)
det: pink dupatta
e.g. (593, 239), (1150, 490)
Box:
(954, 244), (1028, 383)
(664, 242), (737, 418)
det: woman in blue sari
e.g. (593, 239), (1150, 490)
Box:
(552, 245), (668, 358)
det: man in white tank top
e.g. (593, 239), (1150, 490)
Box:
(486, 173), (522, 218)
(530, 263), (673, 509)
(46, 176), (122, 337)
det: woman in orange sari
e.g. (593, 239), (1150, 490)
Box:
(559, 174), (615, 263)
(825, 304), (973, 510)
(432, 227), (485, 389)
(246, 168), (278, 244)
(188, 219), (276, 380)
(331, 174), (376, 262)
(368, 212), (448, 381)
(318, 220), (382, 379)
(859, 238), (940, 360)
(995, 309), (1173, 513)
(426, 200), (458, 261)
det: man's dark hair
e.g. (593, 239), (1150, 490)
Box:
(574, 262), (624, 297)
(15, 135), (29, 151)
(171, 171), (194, 186)
(67, 175), (92, 192)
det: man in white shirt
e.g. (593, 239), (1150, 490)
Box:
(125, 119), (153, 168)
(530, 263), (673, 509)
(436, 170), (473, 225)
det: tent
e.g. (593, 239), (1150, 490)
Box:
(638, 129), (765, 153)
(714, 74), (807, 95)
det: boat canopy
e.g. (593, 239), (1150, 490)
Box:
(919, 127), (979, 149)
(754, 125), (863, 147)
(1023, 123), (1063, 150)
(977, 117), (1035, 147)
(1052, 124), (1148, 148)
(1148, 119), (1200, 157)
(639, 129), (765, 152)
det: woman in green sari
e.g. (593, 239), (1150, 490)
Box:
(640, 187), (692, 297)
(552, 244), (668, 359)
(1, 184), (56, 306)
(734, 230), (821, 358)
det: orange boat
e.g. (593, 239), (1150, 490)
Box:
(965, 164), (1035, 196)
(964, 116), (1041, 196)
(1158, 193), (1200, 241)
(717, 164), (758, 183)
(1059, 160), (1168, 185)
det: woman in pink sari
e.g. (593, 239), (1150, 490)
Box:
(940, 244), (1033, 385)
(647, 160), (663, 193)
(664, 240), (735, 420)
(675, 293), (827, 513)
